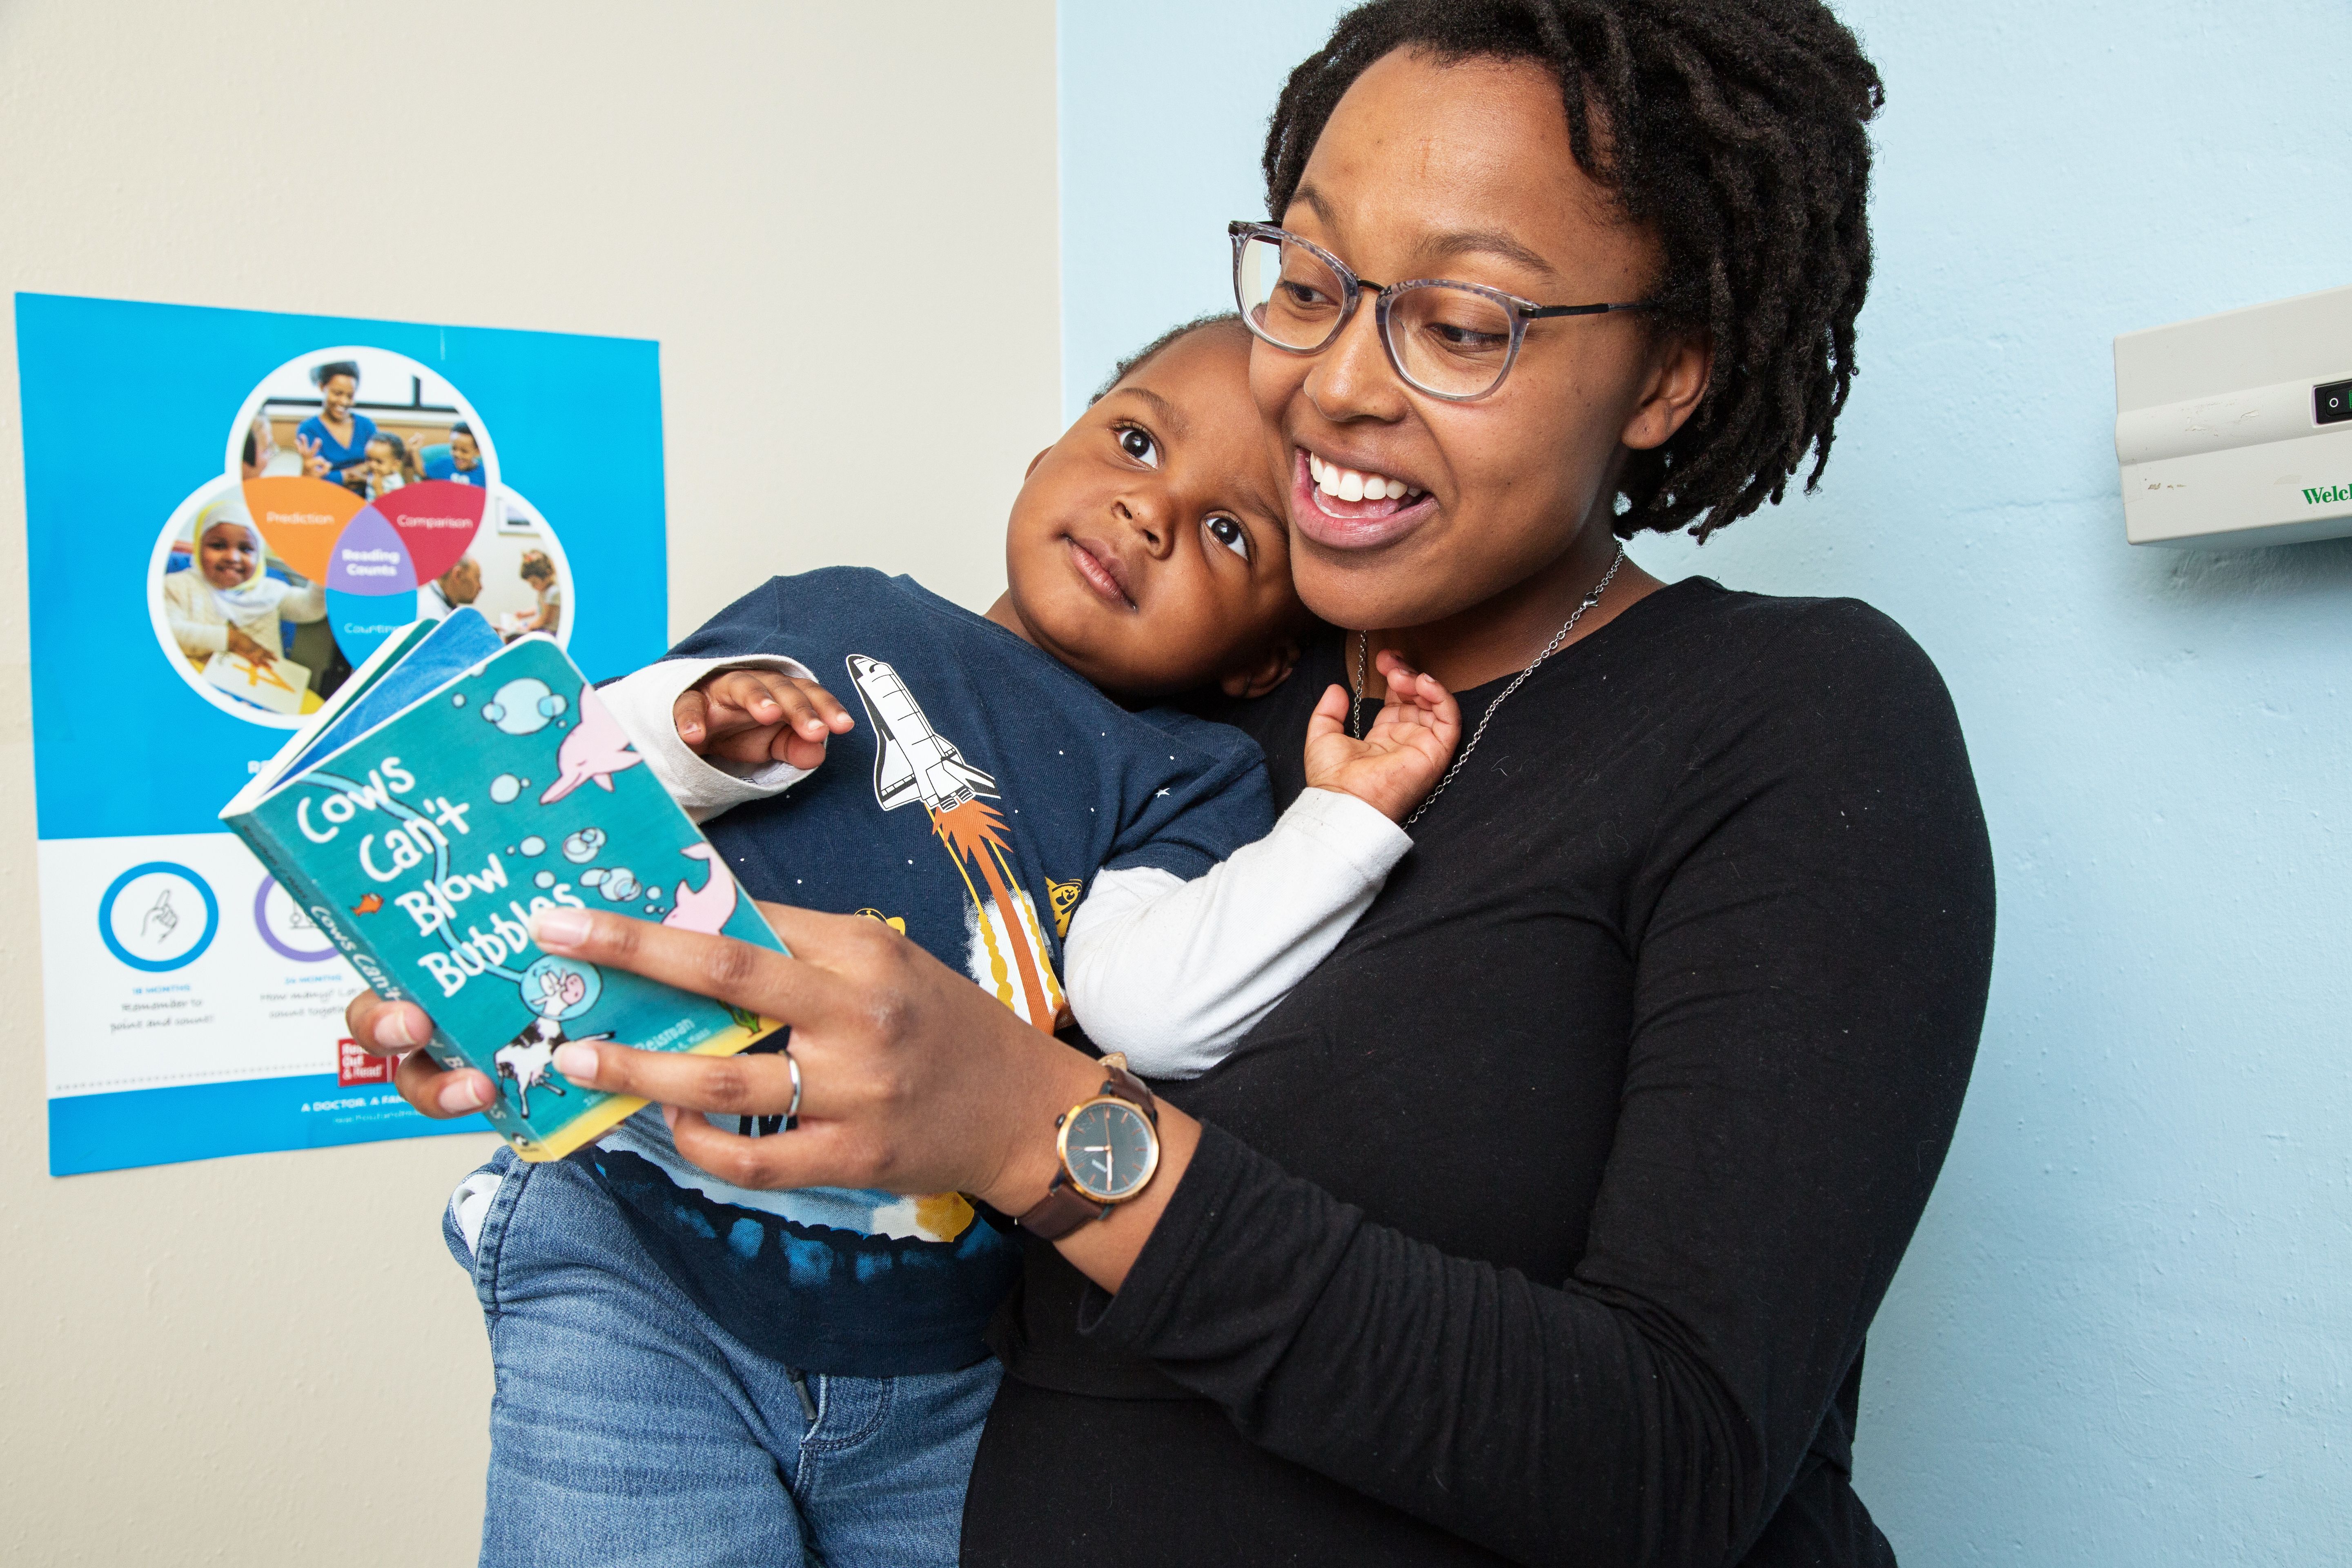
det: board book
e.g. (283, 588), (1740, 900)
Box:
(220, 609), (784, 1160)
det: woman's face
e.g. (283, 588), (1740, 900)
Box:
(321, 374), (356, 422)
(1251, 49), (1706, 633)
(200, 521), (261, 588)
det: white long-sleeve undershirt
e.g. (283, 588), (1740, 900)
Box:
(596, 657), (1411, 1080)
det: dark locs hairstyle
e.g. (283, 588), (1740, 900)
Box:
(1263, 0), (1882, 539)
(1090, 311), (1246, 404)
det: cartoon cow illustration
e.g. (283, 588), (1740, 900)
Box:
(493, 963), (613, 1118)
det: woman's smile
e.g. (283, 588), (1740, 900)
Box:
(1289, 445), (1435, 550)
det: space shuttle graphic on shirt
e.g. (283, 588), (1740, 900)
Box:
(843, 653), (1065, 1037)
(846, 654), (998, 813)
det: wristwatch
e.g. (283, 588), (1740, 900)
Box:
(1017, 1052), (1161, 1239)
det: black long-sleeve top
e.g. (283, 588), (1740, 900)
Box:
(965, 579), (1996, 1567)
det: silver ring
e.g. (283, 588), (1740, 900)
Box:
(783, 1049), (802, 1131)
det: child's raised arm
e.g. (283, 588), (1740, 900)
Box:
(1300, 650), (1462, 824)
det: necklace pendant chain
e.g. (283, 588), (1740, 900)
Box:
(1352, 544), (1627, 829)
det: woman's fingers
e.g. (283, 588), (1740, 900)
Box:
(530, 905), (847, 1028)
(347, 990), (421, 1051)
(664, 1105), (878, 1192)
(551, 1038), (807, 1117)
(397, 1048), (497, 1115)
(345, 991), (494, 1116)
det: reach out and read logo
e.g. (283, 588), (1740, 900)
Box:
(2302, 482), (2352, 506)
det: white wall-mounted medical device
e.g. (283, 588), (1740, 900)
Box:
(2115, 283), (2352, 548)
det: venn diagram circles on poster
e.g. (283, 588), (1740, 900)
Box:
(146, 345), (578, 729)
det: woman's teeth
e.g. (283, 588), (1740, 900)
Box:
(1308, 451), (1420, 503)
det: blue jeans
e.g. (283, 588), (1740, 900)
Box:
(446, 1146), (1000, 1568)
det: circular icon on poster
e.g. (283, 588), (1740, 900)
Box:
(99, 862), (220, 972)
(144, 344), (575, 730)
(253, 876), (341, 963)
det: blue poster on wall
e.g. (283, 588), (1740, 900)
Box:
(13, 293), (668, 1175)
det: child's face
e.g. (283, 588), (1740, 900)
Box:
(449, 431), (480, 469)
(1003, 327), (1300, 699)
(367, 440), (396, 474)
(200, 521), (260, 588)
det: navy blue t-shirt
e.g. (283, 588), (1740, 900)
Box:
(589, 568), (1274, 1375)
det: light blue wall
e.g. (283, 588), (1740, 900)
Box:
(1059, 3), (2352, 1560)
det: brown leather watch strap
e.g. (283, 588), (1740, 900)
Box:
(1016, 1054), (1159, 1237)
(1017, 1173), (1111, 1240)
(1097, 1054), (1158, 1124)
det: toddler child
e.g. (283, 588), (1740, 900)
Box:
(443, 315), (1456, 1568)
(359, 432), (420, 498)
(162, 502), (325, 675)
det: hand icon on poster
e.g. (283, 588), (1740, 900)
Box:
(140, 888), (178, 945)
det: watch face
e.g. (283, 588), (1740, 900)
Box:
(1061, 1099), (1157, 1203)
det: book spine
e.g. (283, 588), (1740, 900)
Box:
(225, 812), (493, 1111)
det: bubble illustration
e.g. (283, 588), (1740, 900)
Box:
(452, 694), (466, 707)
(581, 869), (607, 887)
(599, 869), (640, 902)
(519, 835), (546, 857)
(562, 828), (605, 863)
(534, 871), (556, 889)
(489, 774), (522, 804)
(520, 954), (602, 1022)
(642, 886), (664, 903)
(484, 677), (559, 736)
(539, 692), (569, 720)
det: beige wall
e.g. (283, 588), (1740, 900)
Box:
(0, 3), (1059, 1561)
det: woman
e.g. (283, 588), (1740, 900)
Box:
(162, 501), (324, 672)
(355, 3), (1993, 1563)
(293, 359), (375, 490)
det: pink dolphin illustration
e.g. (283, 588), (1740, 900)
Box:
(663, 843), (740, 935)
(539, 683), (646, 804)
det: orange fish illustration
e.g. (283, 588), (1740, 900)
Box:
(352, 893), (383, 914)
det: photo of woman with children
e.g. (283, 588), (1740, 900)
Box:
(243, 356), (490, 500)
(155, 354), (570, 721)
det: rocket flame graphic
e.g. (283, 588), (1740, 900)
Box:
(930, 798), (1054, 1033)
(847, 654), (1060, 1034)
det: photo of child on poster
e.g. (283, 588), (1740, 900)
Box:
(147, 347), (575, 725)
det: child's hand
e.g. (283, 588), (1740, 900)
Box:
(675, 668), (854, 770)
(225, 625), (279, 667)
(1301, 650), (1461, 824)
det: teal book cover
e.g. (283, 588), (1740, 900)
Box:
(222, 621), (783, 1160)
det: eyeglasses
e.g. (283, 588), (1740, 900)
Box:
(1229, 221), (1655, 402)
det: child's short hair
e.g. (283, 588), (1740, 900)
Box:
(1089, 311), (1245, 405)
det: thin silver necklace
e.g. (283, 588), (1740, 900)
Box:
(1354, 543), (1628, 829)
